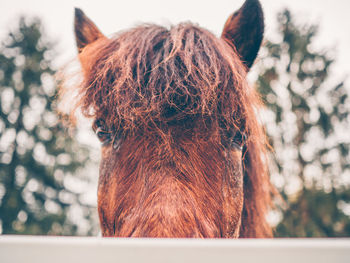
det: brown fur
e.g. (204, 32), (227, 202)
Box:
(61, 1), (275, 238)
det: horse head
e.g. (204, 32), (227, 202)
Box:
(69, 0), (273, 238)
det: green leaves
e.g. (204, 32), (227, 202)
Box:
(258, 10), (350, 237)
(0, 17), (95, 235)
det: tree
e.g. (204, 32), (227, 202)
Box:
(257, 10), (350, 237)
(0, 17), (95, 235)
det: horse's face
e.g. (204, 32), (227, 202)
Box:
(73, 0), (267, 238)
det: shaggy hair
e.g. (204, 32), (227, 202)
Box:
(61, 22), (274, 237)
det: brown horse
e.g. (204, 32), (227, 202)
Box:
(65, 0), (275, 238)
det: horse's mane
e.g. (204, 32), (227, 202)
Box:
(61, 23), (274, 237)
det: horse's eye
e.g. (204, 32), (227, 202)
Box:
(93, 120), (112, 146)
(230, 131), (246, 151)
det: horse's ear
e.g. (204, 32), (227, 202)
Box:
(74, 8), (105, 53)
(221, 0), (264, 70)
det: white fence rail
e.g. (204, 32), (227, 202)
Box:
(1, 235), (350, 263)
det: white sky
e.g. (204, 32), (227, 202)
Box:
(0, 0), (350, 78)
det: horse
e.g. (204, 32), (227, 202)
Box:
(65, 0), (275, 238)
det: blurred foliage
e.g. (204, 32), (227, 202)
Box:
(0, 17), (96, 235)
(257, 10), (350, 237)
